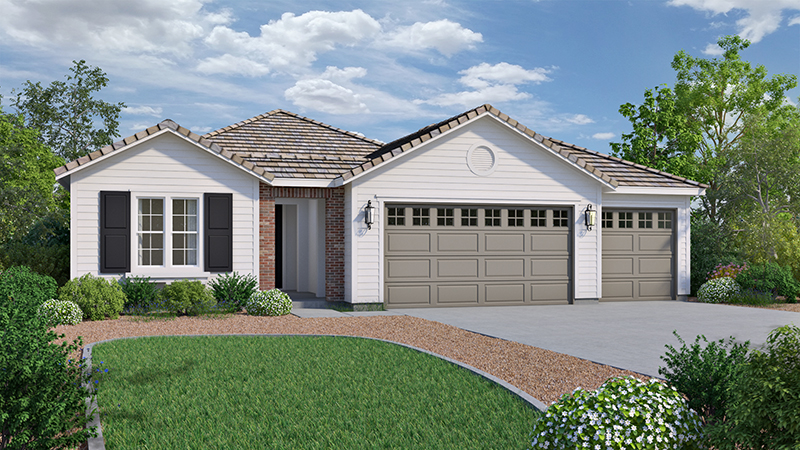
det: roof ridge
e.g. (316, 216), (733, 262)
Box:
(203, 109), (385, 146)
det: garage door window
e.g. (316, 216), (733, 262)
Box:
(658, 212), (672, 229)
(461, 208), (478, 226)
(412, 208), (430, 226)
(485, 209), (501, 226)
(602, 211), (613, 228)
(639, 212), (653, 229)
(531, 209), (546, 227)
(437, 208), (454, 226)
(508, 209), (524, 227)
(387, 207), (405, 226)
(553, 210), (569, 227)
(618, 212), (633, 228)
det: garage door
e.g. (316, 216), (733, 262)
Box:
(384, 205), (571, 307)
(601, 210), (675, 301)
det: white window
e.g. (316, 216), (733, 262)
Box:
(138, 198), (164, 266)
(172, 199), (198, 266)
(137, 196), (199, 268)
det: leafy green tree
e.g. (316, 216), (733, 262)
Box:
(0, 109), (64, 242)
(11, 60), (125, 162)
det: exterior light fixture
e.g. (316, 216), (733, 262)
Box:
(585, 204), (596, 231)
(365, 200), (376, 230)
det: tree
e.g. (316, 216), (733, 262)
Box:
(612, 35), (798, 224)
(0, 109), (64, 243)
(721, 107), (800, 276)
(11, 60), (125, 162)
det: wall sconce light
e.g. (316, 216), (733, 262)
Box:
(585, 204), (596, 231)
(365, 200), (375, 230)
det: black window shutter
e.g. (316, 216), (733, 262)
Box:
(205, 193), (233, 272)
(100, 191), (130, 273)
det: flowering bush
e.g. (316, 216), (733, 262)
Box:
(246, 289), (292, 316)
(529, 376), (705, 450)
(707, 263), (746, 281)
(37, 299), (83, 326)
(696, 277), (741, 304)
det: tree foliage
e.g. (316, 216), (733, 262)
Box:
(0, 110), (64, 243)
(11, 60), (125, 162)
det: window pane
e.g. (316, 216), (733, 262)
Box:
(152, 199), (163, 214)
(151, 250), (163, 266)
(152, 215), (163, 232)
(531, 210), (546, 227)
(461, 209), (477, 226)
(553, 210), (568, 227)
(173, 216), (185, 232)
(188, 216), (197, 232)
(619, 212), (633, 228)
(173, 199), (184, 214)
(152, 233), (163, 248)
(658, 212), (672, 229)
(187, 250), (197, 265)
(437, 208), (454, 226)
(602, 212), (613, 228)
(639, 212), (653, 229)
(173, 249), (184, 266)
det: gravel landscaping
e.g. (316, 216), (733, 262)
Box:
(53, 312), (641, 405)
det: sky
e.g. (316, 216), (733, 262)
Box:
(0, 0), (798, 154)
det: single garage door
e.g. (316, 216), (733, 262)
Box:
(601, 210), (675, 301)
(384, 205), (571, 307)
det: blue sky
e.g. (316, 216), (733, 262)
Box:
(1, 0), (798, 154)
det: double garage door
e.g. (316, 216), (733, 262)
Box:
(384, 205), (676, 307)
(384, 205), (571, 307)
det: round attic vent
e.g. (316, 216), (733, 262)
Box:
(467, 144), (497, 176)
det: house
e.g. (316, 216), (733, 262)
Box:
(54, 104), (706, 308)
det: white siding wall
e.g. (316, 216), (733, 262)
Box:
(347, 116), (602, 304)
(600, 193), (692, 297)
(69, 132), (259, 284)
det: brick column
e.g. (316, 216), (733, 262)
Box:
(324, 188), (345, 301)
(258, 183), (275, 291)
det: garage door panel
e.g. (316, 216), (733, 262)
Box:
(602, 280), (634, 299)
(486, 284), (525, 303)
(531, 234), (569, 252)
(387, 285), (431, 305)
(639, 235), (672, 252)
(485, 258), (525, 277)
(485, 234), (525, 251)
(437, 259), (479, 277)
(603, 235), (634, 252)
(437, 285), (479, 304)
(438, 234), (479, 252)
(603, 257), (634, 276)
(387, 259), (430, 278)
(388, 234), (430, 252)
(532, 283), (569, 302)
(639, 280), (673, 298)
(531, 259), (568, 276)
(639, 258), (673, 275)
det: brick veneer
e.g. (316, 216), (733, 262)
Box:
(259, 184), (346, 300)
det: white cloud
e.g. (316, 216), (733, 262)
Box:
(566, 114), (594, 125)
(420, 62), (553, 107)
(381, 19), (483, 56)
(196, 54), (271, 77)
(285, 79), (369, 114)
(125, 105), (163, 116)
(592, 132), (616, 140)
(702, 43), (726, 55)
(668, 0), (800, 45)
(320, 66), (368, 83)
(790, 15), (800, 25)
(0, 0), (231, 55)
(203, 10), (381, 75)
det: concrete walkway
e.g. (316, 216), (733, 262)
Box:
(387, 302), (800, 377)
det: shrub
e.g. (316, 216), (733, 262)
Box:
(696, 277), (741, 303)
(529, 376), (704, 449)
(0, 211), (70, 286)
(707, 262), (747, 281)
(0, 266), (58, 317)
(37, 299), (83, 326)
(1, 281), (97, 448)
(726, 289), (775, 306)
(735, 261), (800, 302)
(705, 324), (800, 449)
(246, 289), (292, 316)
(208, 272), (258, 311)
(690, 214), (739, 295)
(58, 273), (126, 321)
(659, 331), (749, 425)
(118, 275), (162, 313)
(162, 280), (216, 316)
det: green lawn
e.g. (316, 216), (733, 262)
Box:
(91, 335), (540, 449)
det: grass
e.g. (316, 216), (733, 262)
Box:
(91, 335), (540, 449)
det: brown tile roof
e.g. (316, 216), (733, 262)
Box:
(338, 104), (708, 189)
(203, 110), (383, 179)
(53, 119), (275, 182)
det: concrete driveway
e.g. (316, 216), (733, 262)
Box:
(375, 301), (800, 377)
